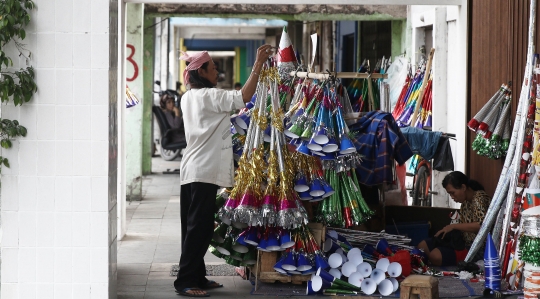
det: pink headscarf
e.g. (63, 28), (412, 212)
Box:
(180, 51), (212, 87)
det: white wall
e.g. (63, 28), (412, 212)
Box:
(0, 0), (119, 298)
(409, 3), (468, 208)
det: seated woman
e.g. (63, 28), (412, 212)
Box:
(417, 171), (491, 266)
(160, 93), (185, 145)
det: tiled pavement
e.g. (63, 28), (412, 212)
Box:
(117, 158), (256, 299)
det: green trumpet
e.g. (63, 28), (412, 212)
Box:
(323, 288), (358, 295)
(209, 245), (224, 259)
(230, 250), (244, 261)
(300, 122), (313, 139)
(213, 223), (229, 244)
(224, 256), (241, 267)
(288, 121), (305, 137)
(216, 236), (233, 256)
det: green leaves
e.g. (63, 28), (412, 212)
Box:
(0, 0), (34, 45)
(0, 0), (35, 176)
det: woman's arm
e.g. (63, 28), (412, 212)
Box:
(241, 44), (273, 103)
(434, 222), (480, 239)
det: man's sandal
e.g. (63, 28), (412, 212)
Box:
(177, 287), (210, 297)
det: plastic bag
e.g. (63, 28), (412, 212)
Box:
(384, 57), (409, 111)
(433, 136), (454, 171)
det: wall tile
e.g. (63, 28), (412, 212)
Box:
(73, 141), (91, 175)
(91, 212), (108, 247)
(72, 177), (91, 212)
(54, 248), (72, 283)
(91, 248), (108, 283)
(91, 0), (110, 34)
(1, 175), (19, 211)
(55, 33), (73, 69)
(91, 177), (108, 212)
(2, 103), (20, 120)
(18, 140), (37, 176)
(91, 141), (108, 176)
(91, 34), (109, 69)
(3, 40), (21, 70)
(18, 248), (36, 283)
(37, 141), (56, 176)
(90, 283), (108, 299)
(54, 212), (72, 247)
(36, 284), (54, 299)
(25, 6), (37, 32)
(73, 1), (91, 33)
(91, 105), (108, 141)
(34, 0), (55, 33)
(56, 140), (73, 175)
(23, 33), (37, 66)
(36, 34), (55, 68)
(56, 106), (74, 140)
(55, 0), (73, 33)
(36, 248), (54, 283)
(73, 106), (91, 141)
(73, 70), (91, 106)
(91, 70), (109, 105)
(54, 283), (72, 299)
(72, 248), (91, 283)
(72, 212), (90, 247)
(18, 176), (37, 211)
(18, 212), (36, 247)
(19, 283), (36, 299)
(19, 104), (37, 140)
(36, 212), (54, 247)
(37, 177), (55, 211)
(55, 70), (74, 105)
(55, 176), (73, 212)
(37, 105), (56, 140)
(73, 34), (91, 69)
(1, 284), (19, 299)
(2, 248), (18, 283)
(73, 284), (91, 299)
(34, 69), (56, 105)
(2, 140), (19, 175)
(1, 212), (18, 247)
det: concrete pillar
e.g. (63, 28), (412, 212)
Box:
(125, 3), (144, 201)
(160, 18), (169, 89)
(431, 7), (449, 207)
(142, 16), (155, 175)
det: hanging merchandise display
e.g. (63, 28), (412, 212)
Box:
(468, 84), (513, 160)
(466, 3), (537, 292)
(214, 27), (375, 272)
(126, 85), (140, 108)
(346, 58), (391, 112)
(392, 49), (434, 128)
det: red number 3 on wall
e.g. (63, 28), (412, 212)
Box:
(126, 44), (139, 82)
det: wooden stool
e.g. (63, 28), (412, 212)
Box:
(400, 275), (439, 299)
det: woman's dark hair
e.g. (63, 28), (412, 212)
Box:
(442, 171), (485, 191)
(187, 61), (214, 89)
(159, 94), (173, 109)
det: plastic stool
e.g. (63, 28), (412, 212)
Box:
(400, 275), (439, 299)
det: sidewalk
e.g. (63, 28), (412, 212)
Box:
(117, 157), (256, 299)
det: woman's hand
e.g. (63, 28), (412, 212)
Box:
(434, 224), (455, 239)
(173, 106), (181, 117)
